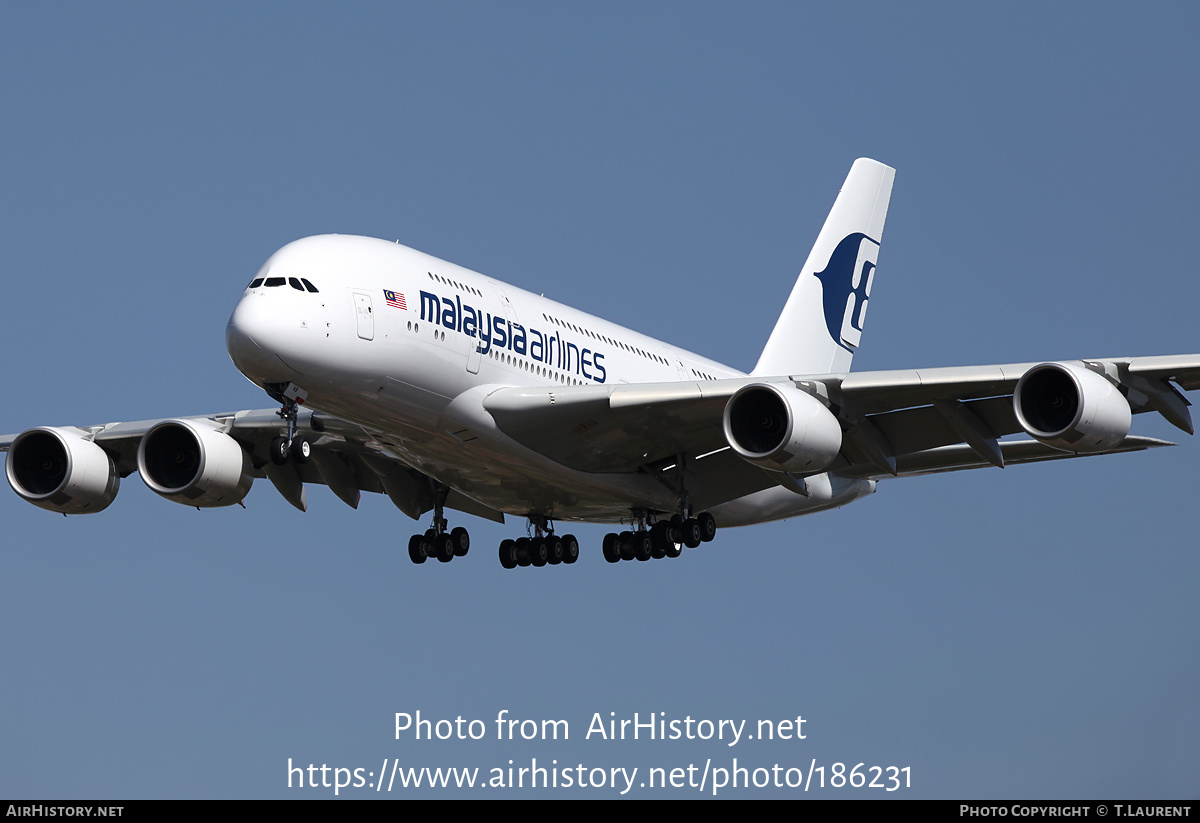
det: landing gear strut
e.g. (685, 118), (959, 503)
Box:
(407, 485), (469, 565)
(497, 515), (578, 570)
(601, 507), (717, 564)
(269, 397), (310, 465)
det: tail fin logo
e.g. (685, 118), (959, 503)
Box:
(815, 232), (880, 353)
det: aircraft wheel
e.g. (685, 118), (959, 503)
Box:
(665, 540), (682, 558)
(451, 526), (470, 557)
(618, 531), (635, 561)
(499, 539), (517, 570)
(269, 436), (290, 466)
(602, 533), (620, 563)
(697, 512), (717, 542)
(634, 530), (653, 561)
(545, 535), (564, 565)
(682, 518), (703, 549)
(650, 522), (671, 558)
(290, 435), (311, 463)
(561, 534), (579, 564)
(408, 534), (428, 564)
(529, 538), (548, 567)
(667, 515), (683, 545)
(515, 538), (532, 567)
(435, 534), (455, 563)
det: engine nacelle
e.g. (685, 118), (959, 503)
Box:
(137, 419), (253, 507)
(722, 383), (843, 473)
(1013, 362), (1132, 452)
(5, 427), (120, 514)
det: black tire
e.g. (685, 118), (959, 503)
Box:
(682, 518), (702, 549)
(667, 518), (683, 545)
(618, 531), (635, 561)
(269, 436), (290, 466)
(634, 530), (653, 561)
(529, 538), (548, 567)
(650, 522), (671, 558)
(408, 534), (428, 564)
(290, 436), (311, 464)
(515, 537), (532, 567)
(697, 511), (717, 542)
(435, 533), (455, 562)
(665, 540), (682, 558)
(562, 534), (579, 564)
(499, 539), (517, 570)
(602, 533), (620, 563)
(546, 536), (564, 565)
(451, 526), (470, 557)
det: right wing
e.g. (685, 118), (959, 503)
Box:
(0, 408), (502, 522)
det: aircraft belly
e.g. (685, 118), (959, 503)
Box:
(300, 374), (677, 521)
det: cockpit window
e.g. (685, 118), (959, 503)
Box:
(249, 278), (264, 288)
(301, 278), (319, 293)
(264, 277), (286, 287)
(288, 277), (304, 291)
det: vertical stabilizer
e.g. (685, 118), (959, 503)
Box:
(752, 158), (895, 376)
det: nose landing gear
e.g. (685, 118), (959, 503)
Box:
(269, 395), (311, 466)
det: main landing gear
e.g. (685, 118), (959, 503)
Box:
(599, 456), (718, 563)
(408, 488), (470, 564)
(408, 525), (470, 564)
(269, 397), (311, 465)
(498, 515), (579, 570)
(601, 512), (716, 563)
(407, 503), (716, 568)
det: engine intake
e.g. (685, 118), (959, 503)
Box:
(1013, 362), (1131, 452)
(137, 420), (253, 507)
(723, 383), (842, 473)
(5, 427), (120, 514)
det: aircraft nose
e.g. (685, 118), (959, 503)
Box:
(226, 293), (304, 384)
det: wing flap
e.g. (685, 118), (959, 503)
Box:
(864, 396), (1018, 456)
(842, 435), (1174, 479)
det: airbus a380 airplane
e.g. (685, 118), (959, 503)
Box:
(5, 159), (1199, 569)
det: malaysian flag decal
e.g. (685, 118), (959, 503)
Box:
(384, 290), (407, 310)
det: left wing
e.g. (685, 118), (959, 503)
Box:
(482, 354), (1200, 505)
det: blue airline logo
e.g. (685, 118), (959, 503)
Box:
(815, 232), (880, 353)
(419, 290), (607, 383)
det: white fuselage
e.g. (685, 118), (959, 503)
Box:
(225, 234), (872, 525)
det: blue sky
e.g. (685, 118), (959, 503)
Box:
(2, 3), (1197, 798)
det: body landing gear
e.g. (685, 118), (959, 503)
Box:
(497, 515), (578, 570)
(602, 511), (716, 564)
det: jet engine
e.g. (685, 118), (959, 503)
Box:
(722, 383), (843, 473)
(5, 427), (121, 514)
(1013, 362), (1132, 452)
(137, 419), (254, 507)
